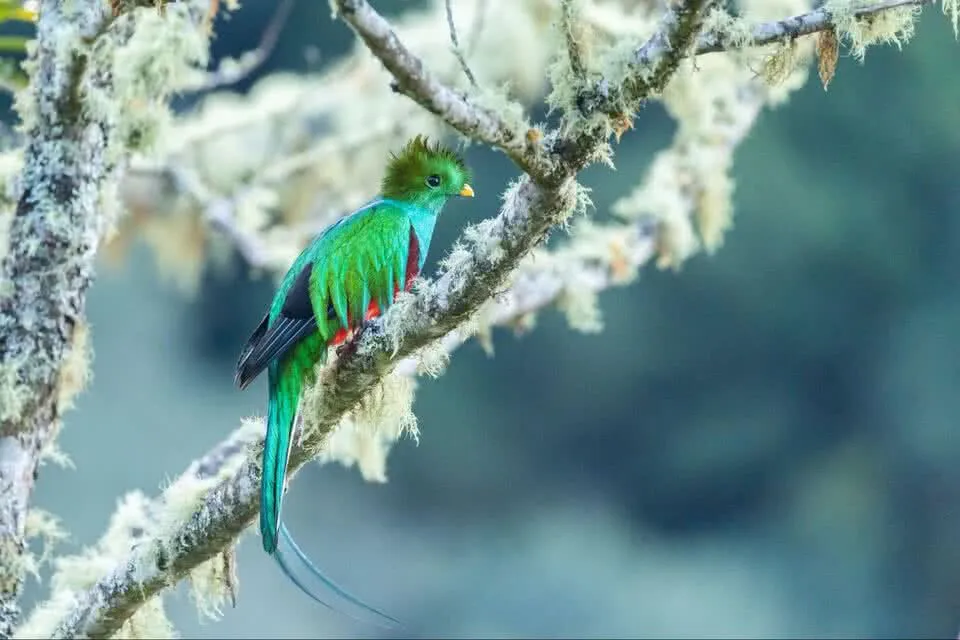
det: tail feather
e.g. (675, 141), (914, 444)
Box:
(261, 364), (299, 553)
(272, 523), (402, 629)
(262, 363), (401, 629)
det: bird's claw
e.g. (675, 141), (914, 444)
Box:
(335, 325), (366, 359)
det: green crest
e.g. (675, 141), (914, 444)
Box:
(380, 135), (472, 201)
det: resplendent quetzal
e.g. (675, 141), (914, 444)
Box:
(235, 135), (473, 626)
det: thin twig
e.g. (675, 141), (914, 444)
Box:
(444, 0), (477, 86)
(561, 0), (587, 80)
(465, 0), (487, 55)
(182, 0), (296, 93)
(332, 0), (552, 180)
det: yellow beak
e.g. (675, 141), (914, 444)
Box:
(459, 184), (475, 198)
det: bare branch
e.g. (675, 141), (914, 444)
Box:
(444, 0), (477, 87)
(465, 0), (488, 54)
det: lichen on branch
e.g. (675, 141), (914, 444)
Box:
(0, 0), (211, 635)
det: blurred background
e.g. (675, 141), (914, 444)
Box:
(10, 0), (960, 637)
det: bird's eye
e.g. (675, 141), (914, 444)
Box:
(425, 174), (442, 188)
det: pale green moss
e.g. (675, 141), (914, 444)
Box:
(759, 39), (802, 86)
(413, 340), (450, 378)
(437, 239), (475, 279)
(20, 509), (67, 586)
(92, 4), (209, 160)
(461, 299), (500, 357)
(378, 288), (419, 357)
(827, 0), (922, 60)
(701, 7), (755, 49)
(557, 282), (603, 333)
(477, 81), (531, 128)
(612, 149), (699, 269)
(56, 320), (91, 412)
(154, 438), (246, 543)
(38, 437), (74, 468)
(545, 0), (585, 117)
(188, 548), (237, 621)
(23, 509), (68, 580)
(314, 372), (419, 483)
(113, 596), (176, 640)
(945, 0), (959, 38)
(0, 360), (28, 424)
(16, 492), (155, 637)
(695, 166), (734, 253)
(0, 210), (9, 260)
(570, 180), (594, 223)
(463, 217), (507, 262)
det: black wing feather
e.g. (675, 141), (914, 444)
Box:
(235, 263), (321, 390)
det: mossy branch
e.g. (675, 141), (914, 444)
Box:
(573, 0), (938, 122)
(557, 0), (716, 172)
(695, 0), (936, 54)
(0, 0), (121, 633)
(0, 0), (211, 635)
(21, 0), (719, 631)
(332, 0), (555, 181)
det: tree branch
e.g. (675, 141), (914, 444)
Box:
(559, 0), (716, 171)
(572, 0), (934, 122)
(0, 1), (121, 633)
(0, 0), (210, 635)
(695, 0), (935, 54)
(444, 0), (477, 87)
(38, 176), (579, 639)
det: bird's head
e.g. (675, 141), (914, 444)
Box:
(381, 135), (474, 207)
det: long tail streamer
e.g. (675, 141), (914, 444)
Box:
(272, 521), (403, 630)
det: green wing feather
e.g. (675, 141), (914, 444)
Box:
(307, 201), (416, 341)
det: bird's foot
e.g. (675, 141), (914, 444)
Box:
(335, 326), (366, 359)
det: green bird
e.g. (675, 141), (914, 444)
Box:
(235, 135), (473, 626)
